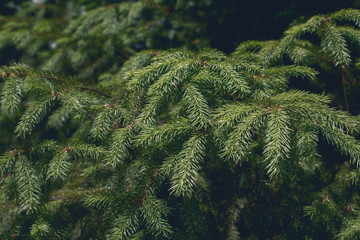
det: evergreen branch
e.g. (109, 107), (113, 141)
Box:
(197, 48), (226, 61)
(271, 90), (330, 105)
(320, 23), (351, 66)
(286, 40), (315, 64)
(60, 91), (92, 115)
(183, 83), (211, 129)
(117, 50), (156, 79)
(97, 105), (128, 138)
(230, 59), (262, 74)
(337, 26), (360, 48)
(252, 41), (281, 66)
(221, 109), (266, 163)
(281, 15), (325, 49)
(139, 196), (172, 237)
(79, 86), (111, 98)
(30, 219), (52, 239)
(336, 212), (360, 240)
(135, 118), (192, 149)
(226, 199), (243, 240)
(34, 140), (60, 154)
(0, 64), (68, 83)
(153, 50), (193, 62)
(0, 152), (15, 178)
(15, 96), (54, 136)
(47, 151), (71, 180)
(287, 102), (360, 134)
(68, 143), (106, 161)
(331, 9), (360, 27)
(262, 15), (325, 65)
(170, 134), (206, 197)
(263, 65), (318, 80)
(295, 122), (320, 173)
(0, 76), (23, 114)
(127, 57), (181, 91)
(264, 107), (292, 178)
(160, 155), (177, 177)
(319, 124), (360, 166)
(136, 94), (164, 125)
(106, 212), (140, 240)
(84, 194), (113, 209)
(90, 104), (127, 140)
(232, 40), (277, 56)
(191, 69), (228, 94)
(105, 127), (133, 168)
(90, 106), (115, 140)
(214, 103), (258, 129)
(148, 59), (199, 95)
(140, 169), (159, 199)
(206, 61), (250, 96)
(295, 123), (319, 159)
(46, 106), (73, 129)
(15, 155), (41, 212)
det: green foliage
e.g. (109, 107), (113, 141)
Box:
(1, 3), (360, 240)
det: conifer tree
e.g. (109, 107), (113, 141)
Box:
(1, 1), (360, 239)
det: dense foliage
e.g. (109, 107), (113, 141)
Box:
(1, 1), (360, 239)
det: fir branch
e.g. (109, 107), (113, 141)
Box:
(46, 106), (73, 129)
(206, 61), (250, 96)
(0, 152), (15, 178)
(319, 124), (360, 166)
(106, 212), (140, 240)
(84, 193), (113, 209)
(337, 26), (360, 47)
(135, 118), (192, 149)
(320, 23), (351, 66)
(170, 134), (206, 197)
(336, 212), (360, 240)
(0, 64), (68, 83)
(47, 151), (71, 180)
(331, 9), (360, 27)
(264, 107), (292, 178)
(0, 76), (23, 114)
(90, 105), (117, 140)
(221, 109), (267, 163)
(34, 140), (60, 154)
(139, 196), (172, 237)
(183, 83), (211, 129)
(15, 155), (41, 212)
(214, 103), (258, 129)
(80, 86), (111, 98)
(287, 102), (360, 134)
(30, 219), (52, 239)
(105, 127), (133, 168)
(69, 143), (106, 161)
(15, 96), (54, 136)
(60, 90), (92, 115)
(147, 59), (199, 95)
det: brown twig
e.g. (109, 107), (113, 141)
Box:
(128, 91), (141, 128)
(340, 65), (350, 112)
(126, 165), (137, 192)
(80, 86), (111, 98)
(30, 31), (60, 39)
(111, 89), (129, 104)
(141, 169), (159, 199)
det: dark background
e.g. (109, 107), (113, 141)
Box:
(1, 0), (358, 53)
